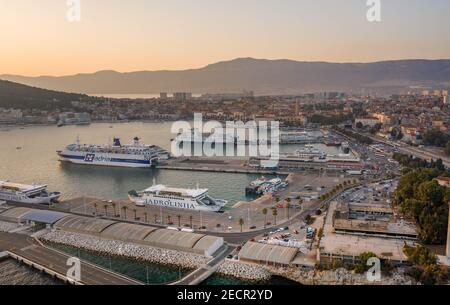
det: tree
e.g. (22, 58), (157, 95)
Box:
(112, 203), (117, 217)
(422, 129), (450, 147)
(353, 252), (378, 274)
(272, 208), (278, 225)
(445, 141), (450, 156)
(285, 198), (292, 220)
(262, 208), (268, 228)
(403, 245), (447, 285)
(238, 218), (244, 233)
(394, 168), (449, 244)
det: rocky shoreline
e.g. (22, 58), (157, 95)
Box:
(39, 231), (208, 270)
(0, 221), (18, 233)
(38, 230), (275, 282)
(218, 260), (272, 282)
(268, 266), (417, 285)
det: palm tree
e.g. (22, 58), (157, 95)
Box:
(272, 208), (278, 225)
(143, 212), (148, 223)
(103, 205), (108, 216)
(177, 215), (182, 227)
(189, 215), (194, 228)
(238, 218), (244, 233)
(285, 201), (291, 220)
(262, 208), (268, 228)
(112, 203), (117, 217)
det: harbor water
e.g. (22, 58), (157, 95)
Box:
(0, 259), (62, 285)
(47, 242), (299, 285)
(0, 122), (342, 204)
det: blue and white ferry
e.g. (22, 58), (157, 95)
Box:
(57, 137), (170, 168)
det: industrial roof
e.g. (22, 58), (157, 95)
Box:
(21, 210), (69, 225)
(55, 215), (116, 234)
(0, 207), (34, 221)
(144, 229), (205, 249)
(239, 242), (298, 265)
(101, 222), (157, 242)
(193, 235), (223, 252)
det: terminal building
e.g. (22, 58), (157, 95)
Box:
(0, 207), (224, 257)
(332, 202), (418, 240)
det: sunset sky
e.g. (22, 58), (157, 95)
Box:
(1, 0), (450, 76)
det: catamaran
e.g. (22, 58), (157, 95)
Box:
(0, 181), (61, 205)
(128, 184), (228, 212)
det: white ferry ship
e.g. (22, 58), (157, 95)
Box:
(0, 181), (61, 205)
(174, 128), (236, 144)
(128, 184), (228, 212)
(57, 137), (171, 168)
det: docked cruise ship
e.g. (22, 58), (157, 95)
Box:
(128, 184), (228, 212)
(0, 181), (61, 205)
(57, 137), (171, 168)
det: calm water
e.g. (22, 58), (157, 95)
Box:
(0, 259), (63, 285)
(48, 243), (299, 285)
(48, 243), (191, 284)
(0, 123), (341, 204)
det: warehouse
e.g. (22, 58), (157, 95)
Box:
(238, 242), (298, 266)
(54, 215), (116, 235)
(101, 222), (158, 243)
(0, 207), (33, 223)
(20, 210), (69, 229)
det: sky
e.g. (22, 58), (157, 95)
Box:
(1, 0), (450, 76)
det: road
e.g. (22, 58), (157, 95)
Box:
(353, 131), (450, 167)
(173, 245), (235, 285)
(0, 232), (141, 285)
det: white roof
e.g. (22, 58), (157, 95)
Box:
(144, 184), (208, 198)
(0, 181), (46, 192)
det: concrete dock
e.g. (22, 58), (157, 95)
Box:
(0, 232), (142, 285)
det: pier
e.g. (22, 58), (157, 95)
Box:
(0, 232), (142, 285)
(171, 245), (234, 285)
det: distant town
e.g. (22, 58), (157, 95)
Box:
(2, 89), (450, 150)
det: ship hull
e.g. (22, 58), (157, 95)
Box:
(129, 196), (224, 212)
(0, 193), (61, 205)
(58, 151), (153, 168)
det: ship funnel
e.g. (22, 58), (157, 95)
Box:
(113, 138), (122, 147)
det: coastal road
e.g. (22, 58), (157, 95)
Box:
(0, 232), (142, 285)
(173, 245), (235, 285)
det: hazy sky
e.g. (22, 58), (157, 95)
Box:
(1, 0), (450, 76)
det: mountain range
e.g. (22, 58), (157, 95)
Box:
(2, 58), (450, 95)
